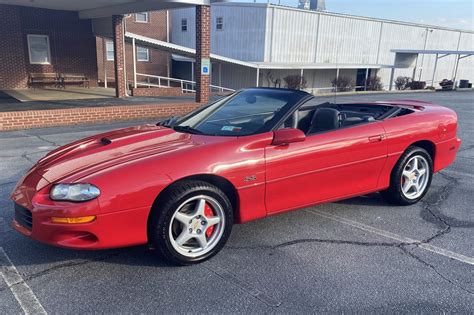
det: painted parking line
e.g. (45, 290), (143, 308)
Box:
(441, 169), (474, 179)
(306, 209), (474, 266)
(0, 247), (47, 315)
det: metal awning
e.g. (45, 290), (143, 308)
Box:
(252, 62), (389, 70)
(391, 49), (474, 56)
(127, 32), (258, 68)
(132, 33), (389, 71)
(0, 0), (212, 18)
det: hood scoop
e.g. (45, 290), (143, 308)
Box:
(100, 137), (112, 145)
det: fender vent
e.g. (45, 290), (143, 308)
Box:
(14, 203), (32, 230)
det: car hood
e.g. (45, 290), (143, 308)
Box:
(35, 124), (226, 184)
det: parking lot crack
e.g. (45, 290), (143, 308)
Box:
(21, 152), (35, 164)
(420, 171), (459, 243)
(17, 131), (61, 148)
(226, 238), (417, 252)
(203, 265), (282, 308)
(458, 144), (474, 153)
(0, 181), (16, 187)
(272, 238), (409, 249)
(0, 252), (122, 293)
(400, 245), (474, 295)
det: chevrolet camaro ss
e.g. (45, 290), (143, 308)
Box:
(11, 88), (460, 265)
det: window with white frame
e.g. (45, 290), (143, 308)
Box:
(105, 41), (114, 61)
(216, 17), (223, 30)
(137, 46), (149, 62)
(181, 19), (187, 32)
(135, 12), (149, 23)
(27, 34), (51, 64)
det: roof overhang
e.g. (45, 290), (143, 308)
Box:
(391, 49), (474, 55)
(130, 32), (391, 70)
(252, 62), (388, 70)
(127, 32), (258, 68)
(0, 0), (216, 19)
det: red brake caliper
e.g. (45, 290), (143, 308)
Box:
(204, 203), (215, 238)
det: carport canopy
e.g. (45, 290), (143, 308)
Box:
(389, 49), (474, 90)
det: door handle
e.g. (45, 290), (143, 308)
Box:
(368, 135), (384, 143)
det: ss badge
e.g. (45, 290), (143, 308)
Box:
(244, 175), (257, 182)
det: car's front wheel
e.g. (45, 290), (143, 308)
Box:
(381, 146), (433, 205)
(149, 180), (233, 265)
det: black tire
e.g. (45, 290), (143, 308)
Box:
(149, 180), (233, 265)
(381, 146), (433, 205)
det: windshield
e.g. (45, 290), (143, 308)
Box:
(175, 89), (308, 136)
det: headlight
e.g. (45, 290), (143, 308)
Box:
(50, 183), (100, 202)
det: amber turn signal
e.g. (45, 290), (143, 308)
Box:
(51, 216), (96, 224)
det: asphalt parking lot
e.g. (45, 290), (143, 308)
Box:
(1, 91), (473, 313)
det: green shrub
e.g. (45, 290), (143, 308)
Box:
(283, 75), (307, 90)
(364, 76), (383, 91)
(395, 76), (410, 90)
(331, 76), (353, 92)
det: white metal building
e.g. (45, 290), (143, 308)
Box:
(170, 2), (474, 93)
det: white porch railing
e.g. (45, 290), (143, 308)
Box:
(134, 73), (235, 94)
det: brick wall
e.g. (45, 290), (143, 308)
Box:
(96, 11), (170, 85)
(0, 4), (98, 90)
(131, 87), (185, 97)
(0, 103), (202, 131)
(195, 6), (211, 103)
(112, 15), (126, 98)
(0, 5), (28, 89)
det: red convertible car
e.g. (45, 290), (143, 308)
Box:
(12, 88), (460, 265)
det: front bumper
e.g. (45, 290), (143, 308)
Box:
(11, 170), (150, 249)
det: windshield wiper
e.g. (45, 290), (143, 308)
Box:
(172, 125), (205, 135)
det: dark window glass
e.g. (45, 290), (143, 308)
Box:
(181, 19), (187, 32)
(176, 89), (308, 136)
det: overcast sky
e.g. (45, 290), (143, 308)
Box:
(243, 0), (474, 30)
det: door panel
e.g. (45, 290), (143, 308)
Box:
(265, 122), (387, 214)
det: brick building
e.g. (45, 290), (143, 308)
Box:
(96, 11), (171, 87)
(0, 0), (212, 103)
(0, 4), (98, 90)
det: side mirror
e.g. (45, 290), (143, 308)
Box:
(272, 128), (306, 146)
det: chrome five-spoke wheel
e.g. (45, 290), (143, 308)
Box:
(169, 195), (225, 258)
(401, 155), (429, 200)
(381, 146), (433, 205)
(149, 180), (233, 265)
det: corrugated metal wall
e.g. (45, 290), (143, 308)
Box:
(264, 7), (319, 62)
(171, 5), (267, 61)
(170, 4), (473, 91)
(315, 15), (380, 64)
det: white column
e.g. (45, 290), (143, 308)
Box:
(219, 63), (222, 87)
(300, 69), (304, 88)
(103, 39), (108, 89)
(365, 68), (369, 91)
(389, 67), (395, 91)
(431, 54), (438, 88)
(191, 62), (195, 82)
(256, 67), (260, 87)
(132, 38), (137, 89)
(452, 54), (461, 89)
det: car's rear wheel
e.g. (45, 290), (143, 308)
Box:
(381, 146), (433, 205)
(149, 180), (233, 265)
